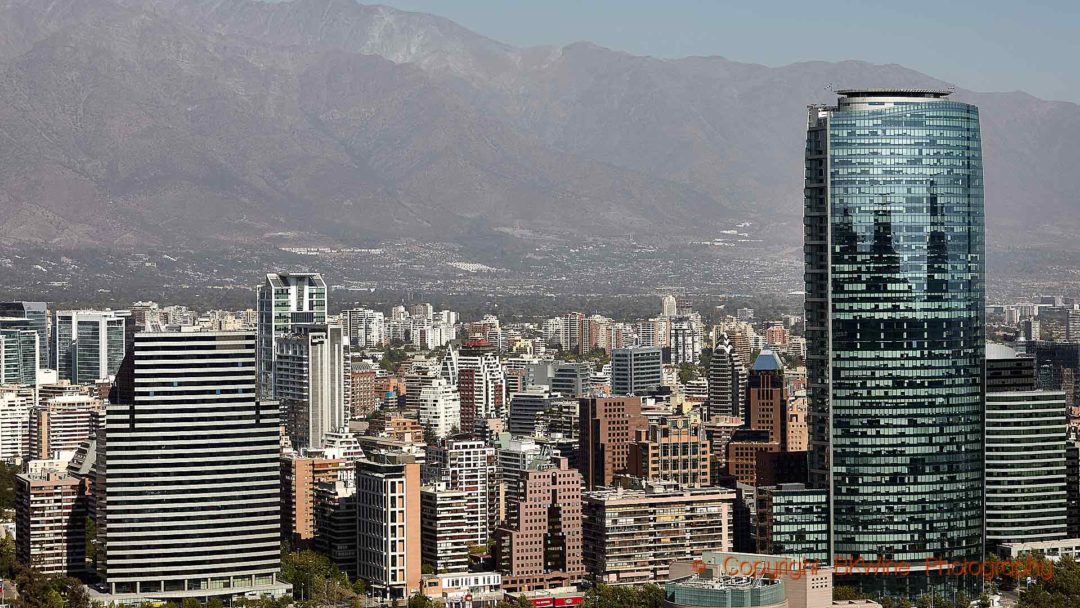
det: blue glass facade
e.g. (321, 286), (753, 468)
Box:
(804, 91), (984, 595)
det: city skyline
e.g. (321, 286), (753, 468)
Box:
(2, 2), (1078, 605)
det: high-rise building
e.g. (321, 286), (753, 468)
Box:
(350, 364), (379, 419)
(582, 483), (735, 585)
(424, 438), (495, 547)
(755, 483), (829, 563)
(280, 452), (350, 548)
(97, 331), (287, 599)
(420, 484), (471, 574)
(418, 378), (462, 439)
(610, 346), (662, 396)
(404, 356), (441, 412)
(670, 317), (701, 365)
(356, 451), (422, 600)
(493, 457), (583, 592)
(508, 385), (556, 436)
(0, 391), (29, 463)
(342, 308), (385, 349)
(661, 295), (678, 318)
(452, 343), (506, 432)
(707, 334), (746, 420)
(0, 328), (38, 386)
(805, 89), (984, 593)
(256, 272), (327, 398)
(15, 471), (86, 576)
(746, 349), (797, 449)
(54, 310), (128, 385)
(1069, 440), (1080, 538)
(313, 479), (358, 578)
(30, 394), (102, 460)
(0, 302), (49, 367)
(550, 362), (590, 400)
(985, 344), (1068, 551)
(578, 397), (648, 490)
(628, 413), (711, 488)
(276, 324), (347, 450)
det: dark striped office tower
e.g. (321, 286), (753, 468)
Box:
(804, 90), (984, 596)
(96, 331), (289, 601)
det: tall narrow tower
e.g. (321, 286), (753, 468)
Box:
(256, 272), (326, 399)
(804, 89), (984, 595)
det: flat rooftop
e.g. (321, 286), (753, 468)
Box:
(836, 88), (951, 98)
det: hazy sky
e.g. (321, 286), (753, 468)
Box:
(374, 0), (1080, 104)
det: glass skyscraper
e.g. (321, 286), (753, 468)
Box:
(804, 90), (984, 595)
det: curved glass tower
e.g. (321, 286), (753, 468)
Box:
(804, 90), (984, 595)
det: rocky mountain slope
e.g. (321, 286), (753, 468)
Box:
(0, 0), (1076, 249)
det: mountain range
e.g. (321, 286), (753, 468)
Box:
(0, 0), (1077, 250)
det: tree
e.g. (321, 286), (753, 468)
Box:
(181, 598), (202, 608)
(64, 583), (92, 608)
(280, 546), (349, 601)
(208, 599), (225, 608)
(1017, 554), (1080, 608)
(0, 535), (15, 579)
(833, 586), (866, 601)
(14, 568), (57, 608)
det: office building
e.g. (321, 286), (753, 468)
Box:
(550, 362), (590, 400)
(276, 324), (347, 450)
(628, 413), (711, 488)
(256, 272), (327, 398)
(356, 451), (422, 600)
(0, 302), (49, 367)
(746, 350), (802, 450)
(96, 331), (286, 599)
(493, 457), (583, 592)
(418, 378), (462, 439)
(578, 396), (648, 490)
(496, 436), (550, 513)
(54, 310), (127, 385)
(0, 328), (38, 386)
(582, 483), (735, 585)
(1068, 440), (1080, 538)
(15, 471), (86, 576)
(508, 385), (556, 436)
(805, 89), (984, 592)
(756, 484), (829, 562)
(707, 334), (746, 420)
(985, 344), (1067, 550)
(610, 346), (662, 396)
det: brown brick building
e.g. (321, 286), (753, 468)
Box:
(627, 413), (711, 488)
(280, 452), (348, 547)
(578, 397), (647, 490)
(494, 457), (583, 591)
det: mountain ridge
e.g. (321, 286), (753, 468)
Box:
(0, 0), (1075, 250)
